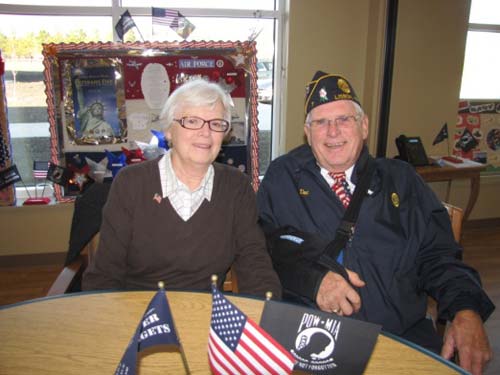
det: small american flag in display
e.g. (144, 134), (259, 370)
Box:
(208, 285), (296, 375)
(152, 7), (180, 28)
(33, 161), (49, 179)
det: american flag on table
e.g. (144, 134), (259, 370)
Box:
(208, 284), (296, 375)
(33, 160), (49, 179)
(152, 7), (180, 28)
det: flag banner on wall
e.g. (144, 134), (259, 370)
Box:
(115, 287), (184, 375)
(260, 300), (381, 375)
(208, 284), (296, 374)
(455, 128), (478, 153)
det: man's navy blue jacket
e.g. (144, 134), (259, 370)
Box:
(257, 144), (494, 349)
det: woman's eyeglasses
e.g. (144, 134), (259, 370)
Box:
(174, 116), (230, 132)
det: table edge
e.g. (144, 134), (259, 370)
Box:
(1, 290), (468, 374)
(382, 331), (468, 374)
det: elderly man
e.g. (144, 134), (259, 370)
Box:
(257, 71), (494, 375)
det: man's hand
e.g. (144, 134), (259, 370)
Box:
(441, 310), (492, 375)
(316, 268), (365, 315)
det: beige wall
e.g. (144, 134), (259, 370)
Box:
(285, 0), (382, 151)
(387, 0), (500, 219)
(1, 0), (498, 257)
(388, 0), (470, 158)
(285, 0), (499, 219)
(0, 202), (73, 256)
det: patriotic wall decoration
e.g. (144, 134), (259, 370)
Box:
(0, 50), (16, 206)
(456, 100), (500, 173)
(42, 40), (260, 201)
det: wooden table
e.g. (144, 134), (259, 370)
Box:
(0, 291), (465, 374)
(416, 163), (486, 220)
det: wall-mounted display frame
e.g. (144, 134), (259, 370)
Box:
(42, 41), (260, 201)
(456, 100), (500, 174)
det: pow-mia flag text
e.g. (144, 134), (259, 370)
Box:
(260, 300), (381, 374)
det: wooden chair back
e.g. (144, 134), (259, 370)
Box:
(443, 202), (464, 243)
(427, 202), (465, 335)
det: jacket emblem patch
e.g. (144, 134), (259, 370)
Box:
(391, 192), (399, 207)
(299, 188), (310, 196)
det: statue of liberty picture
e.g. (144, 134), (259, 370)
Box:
(71, 66), (123, 143)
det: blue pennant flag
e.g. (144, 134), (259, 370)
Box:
(150, 129), (169, 151)
(115, 288), (181, 375)
(105, 150), (126, 178)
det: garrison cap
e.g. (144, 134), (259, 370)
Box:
(304, 71), (361, 114)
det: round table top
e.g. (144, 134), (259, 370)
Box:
(0, 290), (463, 374)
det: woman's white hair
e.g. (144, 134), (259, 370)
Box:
(159, 78), (233, 131)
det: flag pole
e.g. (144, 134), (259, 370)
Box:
(266, 291), (273, 301)
(158, 281), (191, 375)
(135, 25), (145, 42)
(20, 179), (33, 199)
(40, 176), (47, 198)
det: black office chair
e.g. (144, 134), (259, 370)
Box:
(47, 182), (111, 295)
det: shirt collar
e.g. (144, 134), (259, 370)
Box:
(159, 150), (214, 200)
(320, 164), (355, 185)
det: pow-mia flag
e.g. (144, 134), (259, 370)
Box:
(46, 162), (71, 186)
(260, 300), (381, 374)
(455, 128), (478, 153)
(432, 123), (449, 146)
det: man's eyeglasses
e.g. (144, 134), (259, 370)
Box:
(308, 115), (361, 129)
(174, 116), (230, 132)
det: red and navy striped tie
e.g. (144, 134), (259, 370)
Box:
(329, 172), (351, 208)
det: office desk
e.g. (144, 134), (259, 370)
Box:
(0, 291), (464, 374)
(416, 163), (486, 220)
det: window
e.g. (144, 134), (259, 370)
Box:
(460, 0), (500, 99)
(0, 1), (285, 196)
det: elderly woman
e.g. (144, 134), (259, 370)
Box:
(83, 79), (281, 298)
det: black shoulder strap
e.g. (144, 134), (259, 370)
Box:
(317, 157), (376, 278)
